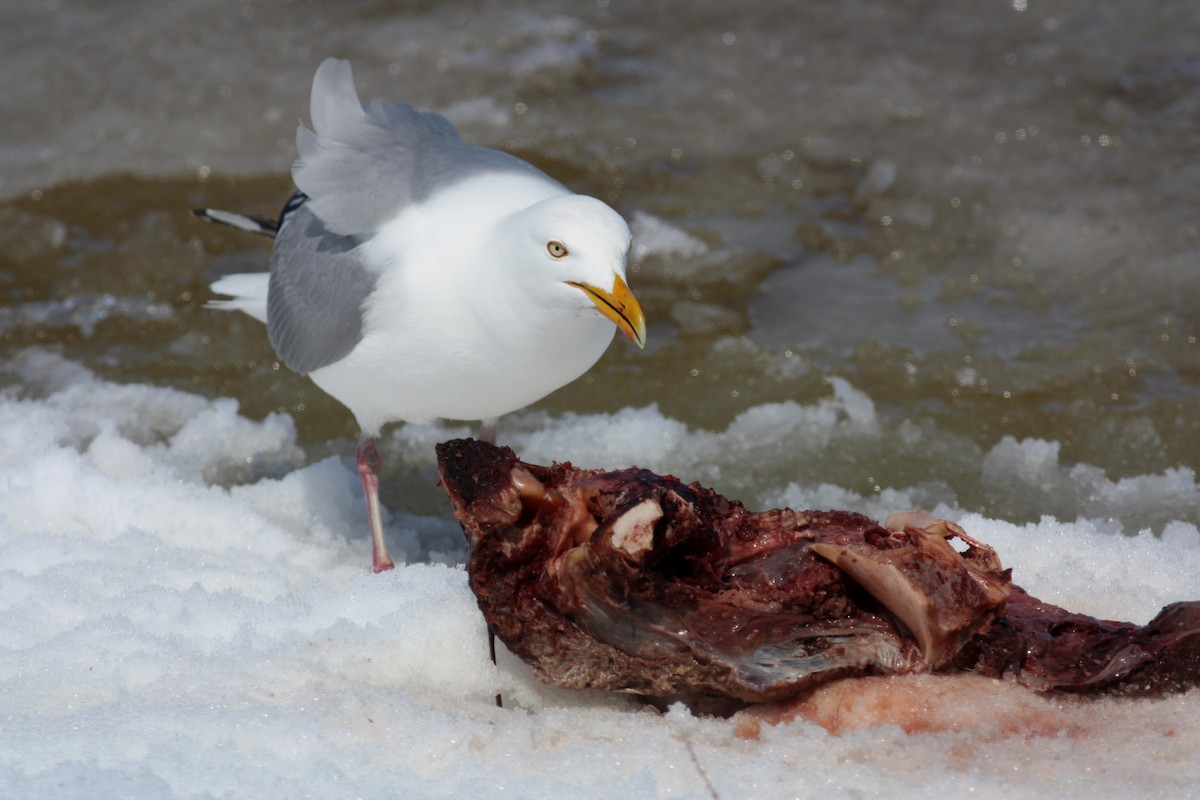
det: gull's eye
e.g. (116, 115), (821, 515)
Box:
(547, 240), (569, 259)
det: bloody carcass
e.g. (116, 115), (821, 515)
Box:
(436, 438), (1200, 703)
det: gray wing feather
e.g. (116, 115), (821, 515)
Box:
(266, 204), (375, 374)
(269, 59), (563, 373)
(293, 58), (554, 237)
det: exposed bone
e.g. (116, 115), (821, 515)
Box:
(811, 527), (1009, 668)
(510, 466), (545, 501)
(609, 498), (663, 559)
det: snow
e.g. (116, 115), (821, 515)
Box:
(1, 350), (1198, 799)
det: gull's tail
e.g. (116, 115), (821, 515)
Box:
(195, 192), (310, 323)
(207, 273), (270, 323)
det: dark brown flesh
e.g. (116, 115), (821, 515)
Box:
(436, 439), (1200, 703)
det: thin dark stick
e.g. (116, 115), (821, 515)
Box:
(489, 625), (502, 708)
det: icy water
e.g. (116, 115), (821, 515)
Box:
(3, 1), (1198, 530)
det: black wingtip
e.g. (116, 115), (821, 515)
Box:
(190, 207), (279, 238)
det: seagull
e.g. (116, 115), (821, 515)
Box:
(196, 58), (646, 573)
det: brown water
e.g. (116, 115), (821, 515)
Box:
(2, 0), (1198, 532)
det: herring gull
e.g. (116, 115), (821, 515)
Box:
(197, 59), (646, 572)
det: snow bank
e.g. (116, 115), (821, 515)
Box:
(1, 351), (1197, 799)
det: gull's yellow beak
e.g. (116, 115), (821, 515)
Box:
(567, 275), (647, 348)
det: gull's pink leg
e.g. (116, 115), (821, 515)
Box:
(356, 434), (394, 573)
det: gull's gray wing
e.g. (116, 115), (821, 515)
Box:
(293, 58), (559, 237)
(267, 59), (567, 373)
(266, 202), (374, 374)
